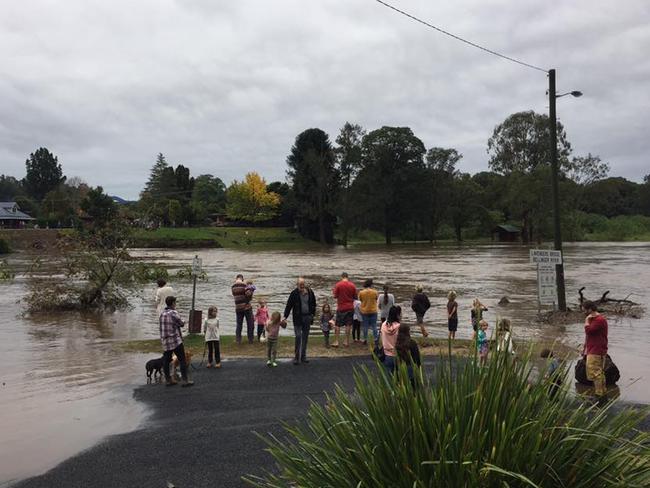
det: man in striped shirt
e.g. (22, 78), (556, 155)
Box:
(232, 274), (254, 344)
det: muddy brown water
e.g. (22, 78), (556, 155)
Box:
(1, 242), (649, 485)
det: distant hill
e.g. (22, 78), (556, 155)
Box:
(110, 195), (135, 205)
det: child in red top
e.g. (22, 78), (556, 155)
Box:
(255, 299), (269, 342)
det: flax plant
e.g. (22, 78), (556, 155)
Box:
(246, 347), (649, 487)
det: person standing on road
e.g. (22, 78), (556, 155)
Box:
(583, 300), (609, 404)
(283, 277), (316, 365)
(232, 274), (254, 344)
(155, 278), (174, 318)
(332, 272), (357, 347)
(359, 279), (379, 345)
(160, 296), (193, 387)
(381, 305), (401, 374)
(411, 285), (431, 338)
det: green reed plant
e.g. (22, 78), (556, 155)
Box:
(246, 348), (649, 487)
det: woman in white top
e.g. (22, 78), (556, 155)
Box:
(155, 278), (174, 318)
(377, 285), (395, 325)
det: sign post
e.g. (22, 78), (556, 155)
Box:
(189, 255), (203, 333)
(530, 250), (562, 310)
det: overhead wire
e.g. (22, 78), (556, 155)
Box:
(374, 0), (548, 73)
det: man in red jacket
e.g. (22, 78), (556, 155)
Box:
(583, 300), (608, 401)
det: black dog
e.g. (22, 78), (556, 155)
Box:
(145, 355), (165, 380)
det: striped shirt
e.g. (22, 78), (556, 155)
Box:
(232, 280), (252, 311)
(160, 307), (184, 351)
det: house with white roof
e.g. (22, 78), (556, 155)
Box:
(0, 202), (35, 228)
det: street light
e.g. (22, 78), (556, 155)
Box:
(548, 69), (582, 312)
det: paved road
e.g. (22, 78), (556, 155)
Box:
(14, 356), (389, 488)
(13, 356), (649, 488)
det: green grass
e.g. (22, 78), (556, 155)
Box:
(245, 349), (650, 487)
(130, 226), (316, 248)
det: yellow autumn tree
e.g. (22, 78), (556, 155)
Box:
(226, 172), (280, 222)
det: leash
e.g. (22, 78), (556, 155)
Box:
(193, 339), (208, 370)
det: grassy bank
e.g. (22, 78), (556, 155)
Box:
(130, 226), (315, 249)
(118, 334), (576, 360)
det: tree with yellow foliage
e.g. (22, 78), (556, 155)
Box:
(226, 172), (280, 222)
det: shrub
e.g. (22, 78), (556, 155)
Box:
(0, 238), (9, 254)
(247, 351), (649, 487)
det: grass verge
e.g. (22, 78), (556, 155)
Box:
(118, 334), (576, 361)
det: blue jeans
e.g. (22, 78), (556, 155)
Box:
(383, 355), (396, 374)
(362, 313), (378, 342)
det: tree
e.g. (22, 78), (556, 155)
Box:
(142, 153), (169, 197)
(448, 173), (481, 241)
(335, 122), (366, 246)
(267, 181), (296, 227)
(359, 126), (426, 244)
(287, 129), (339, 243)
(487, 111), (572, 174)
(425, 147), (461, 242)
(80, 186), (118, 228)
(567, 153), (609, 185)
(23, 148), (65, 202)
(0, 175), (23, 201)
(191, 174), (226, 222)
(226, 172), (280, 222)
(41, 183), (86, 227)
(167, 199), (182, 226)
(581, 177), (640, 217)
(174, 164), (194, 223)
(639, 175), (650, 217)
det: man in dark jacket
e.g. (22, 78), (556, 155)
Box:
(283, 277), (316, 365)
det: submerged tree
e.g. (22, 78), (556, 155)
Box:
(24, 224), (156, 312)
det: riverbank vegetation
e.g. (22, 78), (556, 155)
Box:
(2, 112), (650, 247)
(247, 351), (650, 487)
(130, 226), (312, 248)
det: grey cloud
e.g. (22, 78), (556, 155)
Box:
(1, 0), (648, 199)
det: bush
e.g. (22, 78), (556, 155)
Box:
(247, 351), (649, 487)
(0, 238), (9, 254)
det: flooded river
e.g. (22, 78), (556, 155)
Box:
(1, 242), (649, 485)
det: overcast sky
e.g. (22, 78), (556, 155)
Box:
(1, 0), (648, 199)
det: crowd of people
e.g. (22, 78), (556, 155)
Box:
(152, 275), (610, 404)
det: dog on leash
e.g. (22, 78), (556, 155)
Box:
(171, 350), (193, 378)
(145, 355), (165, 380)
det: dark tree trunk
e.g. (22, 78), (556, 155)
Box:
(455, 223), (462, 242)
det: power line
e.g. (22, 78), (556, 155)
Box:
(374, 0), (548, 73)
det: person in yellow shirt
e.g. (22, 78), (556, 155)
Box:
(358, 279), (379, 345)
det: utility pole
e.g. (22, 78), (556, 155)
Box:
(548, 69), (567, 311)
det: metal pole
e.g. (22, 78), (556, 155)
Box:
(190, 255), (198, 329)
(548, 69), (567, 311)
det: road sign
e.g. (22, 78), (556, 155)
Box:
(537, 264), (557, 305)
(191, 256), (203, 276)
(530, 249), (562, 265)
